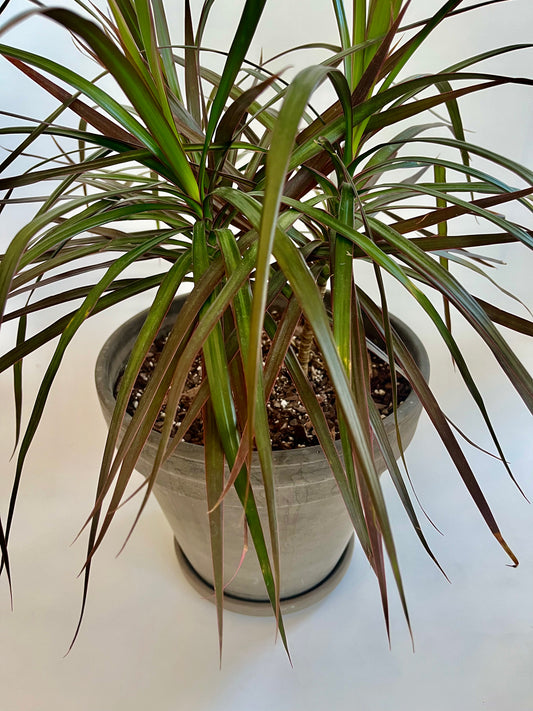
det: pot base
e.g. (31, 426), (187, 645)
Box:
(174, 535), (354, 616)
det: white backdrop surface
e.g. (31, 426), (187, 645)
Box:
(0, 1), (532, 710)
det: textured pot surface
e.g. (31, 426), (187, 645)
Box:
(95, 297), (430, 602)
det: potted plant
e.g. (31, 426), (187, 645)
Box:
(0, 0), (531, 656)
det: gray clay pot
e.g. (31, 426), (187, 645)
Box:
(95, 296), (429, 610)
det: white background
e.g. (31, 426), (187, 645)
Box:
(1, 1), (532, 709)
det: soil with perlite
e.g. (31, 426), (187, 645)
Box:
(123, 322), (411, 451)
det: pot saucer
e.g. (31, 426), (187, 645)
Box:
(174, 535), (354, 616)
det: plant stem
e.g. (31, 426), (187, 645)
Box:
(298, 278), (328, 374)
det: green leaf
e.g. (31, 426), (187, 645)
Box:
(132, 0), (175, 126)
(199, 0), (267, 194)
(332, 183), (363, 507)
(217, 228), (281, 612)
(331, 0), (352, 87)
(12, 314), (26, 452)
(204, 400), (225, 663)
(351, 0), (367, 84)
(0, 515), (12, 605)
(184, 0), (202, 125)
(195, 0), (216, 46)
(249, 63), (354, 447)
(475, 299), (533, 336)
(151, 0), (182, 100)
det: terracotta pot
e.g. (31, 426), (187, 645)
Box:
(95, 296), (429, 613)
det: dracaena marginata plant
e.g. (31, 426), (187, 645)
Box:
(0, 0), (532, 655)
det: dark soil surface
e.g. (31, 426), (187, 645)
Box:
(123, 324), (411, 451)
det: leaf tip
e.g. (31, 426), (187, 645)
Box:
(495, 532), (518, 568)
